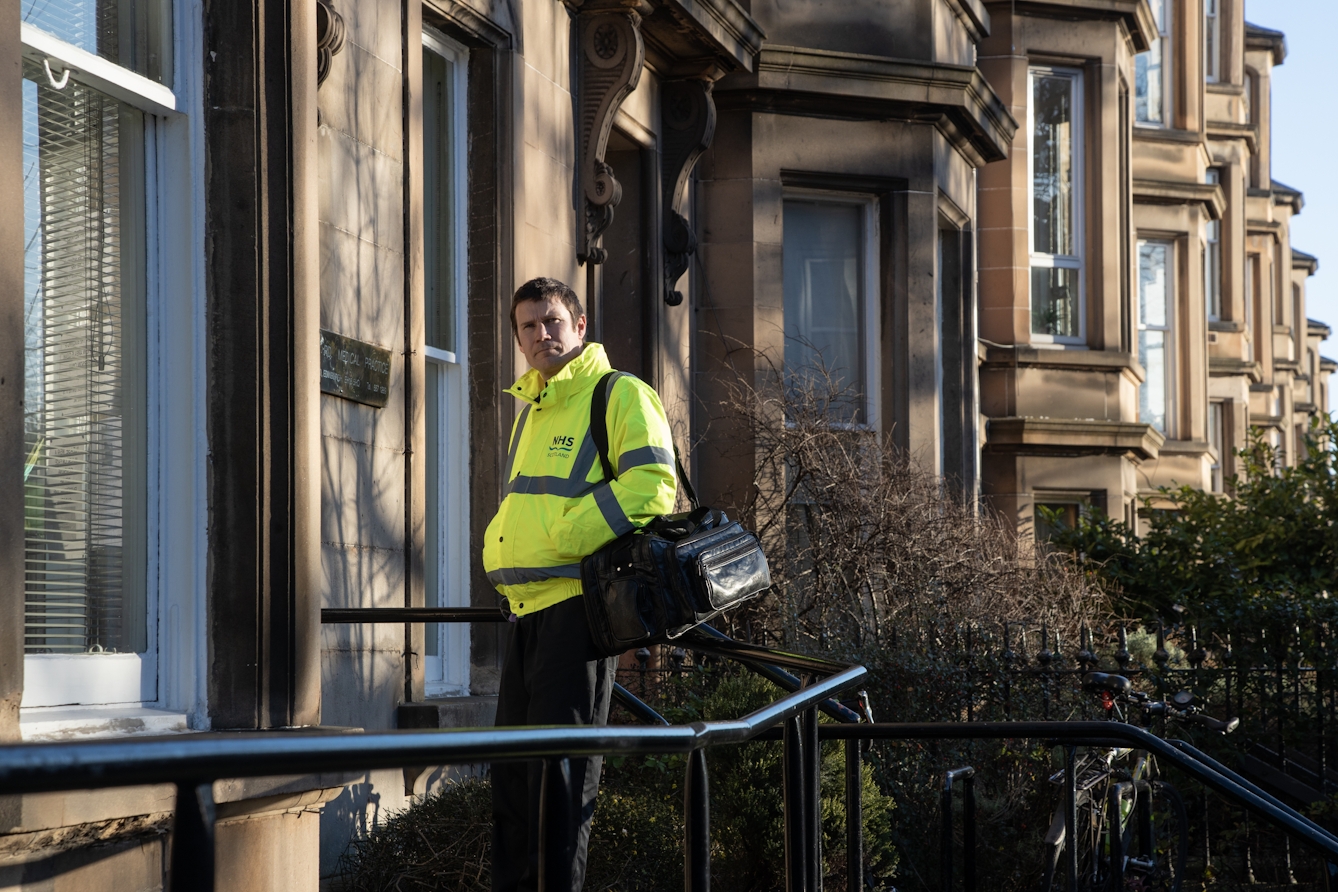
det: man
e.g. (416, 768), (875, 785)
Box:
(484, 277), (677, 892)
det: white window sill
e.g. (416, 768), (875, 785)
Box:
(20, 706), (192, 742)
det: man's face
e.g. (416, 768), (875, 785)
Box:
(515, 295), (587, 379)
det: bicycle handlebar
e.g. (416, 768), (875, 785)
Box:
(1081, 672), (1237, 734)
(1185, 711), (1241, 734)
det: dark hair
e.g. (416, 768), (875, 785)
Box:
(510, 277), (585, 340)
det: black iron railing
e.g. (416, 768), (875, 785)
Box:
(2, 609), (1337, 892)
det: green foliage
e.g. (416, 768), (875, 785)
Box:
(336, 669), (897, 892)
(1047, 419), (1338, 655)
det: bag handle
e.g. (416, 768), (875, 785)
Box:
(589, 370), (700, 511)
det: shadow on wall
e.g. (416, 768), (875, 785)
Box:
(320, 764), (488, 882)
(320, 775), (384, 881)
(0, 830), (166, 890)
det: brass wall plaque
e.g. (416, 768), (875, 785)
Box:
(320, 330), (392, 408)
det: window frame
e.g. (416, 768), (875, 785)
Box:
(1028, 64), (1086, 346)
(1208, 400), (1226, 492)
(1205, 169), (1222, 322)
(1135, 0), (1172, 128)
(780, 189), (882, 432)
(1137, 237), (1177, 438)
(18, 14), (185, 712)
(1204, 0), (1221, 84)
(421, 27), (471, 698)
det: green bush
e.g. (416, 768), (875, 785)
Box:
(1047, 419), (1338, 662)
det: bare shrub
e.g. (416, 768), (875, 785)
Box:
(702, 352), (1107, 653)
(697, 351), (1111, 891)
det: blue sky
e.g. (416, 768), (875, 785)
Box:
(1249, 0), (1338, 405)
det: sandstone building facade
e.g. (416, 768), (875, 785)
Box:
(976, 1), (1333, 536)
(0, 0), (1328, 887)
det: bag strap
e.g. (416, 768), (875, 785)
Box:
(588, 369), (700, 511)
(589, 370), (619, 483)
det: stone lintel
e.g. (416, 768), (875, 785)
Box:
(981, 345), (1145, 379)
(986, 0), (1156, 53)
(1133, 178), (1226, 220)
(1209, 357), (1263, 383)
(986, 417), (1164, 461)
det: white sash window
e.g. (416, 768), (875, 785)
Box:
(422, 29), (470, 697)
(21, 0), (177, 709)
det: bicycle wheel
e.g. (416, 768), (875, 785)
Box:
(1040, 790), (1109, 892)
(1122, 780), (1188, 892)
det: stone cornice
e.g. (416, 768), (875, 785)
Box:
(945, 0), (991, 41)
(1246, 218), (1283, 236)
(981, 344), (1144, 378)
(1209, 356), (1263, 382)
(1294, 249), (1319, 276)
(715, 46), (1018, 166)
(985, 417), (1165, 461)
(1132, 178), (1226, 220)
(984, 0), (1156, 53)
(641, 0), (766, 75)
(1270, 180), (1304, 214)
(1245, 21), (1287, 66)
(1206, 121), (1258, 155)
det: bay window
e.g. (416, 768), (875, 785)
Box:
(1030, 67), (1084, 342)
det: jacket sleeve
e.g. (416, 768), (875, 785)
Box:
(548, 377), (678, 561)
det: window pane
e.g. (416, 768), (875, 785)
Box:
(1030, 266), (1080, 338)
(1138, 241), (1171, 434)
(1032, 74), (1075, 256)
(1209, 401), (1224, 492)
(424, 48), (457, 354)
(424, 361), (440, 658)
(1139, 242), (1169, 327)
(783, 200), (867, 423)
(1205, 0), (1220, 82)
(1136, 0), (1165, 124)
(23, 61), (147, 654)
(22, 0), (173, 85)
(1140, 330), (1167, 432)
(1205, 172), (1221, 320)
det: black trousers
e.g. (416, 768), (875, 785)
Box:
(492, 596), (616, 892)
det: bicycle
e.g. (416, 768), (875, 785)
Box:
(1039, 671), (1240, 892)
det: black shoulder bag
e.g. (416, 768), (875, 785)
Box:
(579, 371), (772, 657)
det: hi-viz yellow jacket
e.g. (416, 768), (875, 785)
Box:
(482, 343), (678, 617)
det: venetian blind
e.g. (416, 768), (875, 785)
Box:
(23, 60), (147, 655)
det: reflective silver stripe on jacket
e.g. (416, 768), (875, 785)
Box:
(616, 444), (674, 475)
(593, 483), (636, 536)
(508, 430), (599, 497)
(486, 564), (583, 586)
(502, 404), (532, 487)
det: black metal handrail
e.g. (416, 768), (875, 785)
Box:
(0, 621), (864, 892)
(8, 605), (1338, 892)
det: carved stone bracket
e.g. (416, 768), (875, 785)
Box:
(576, 7), (647, 265)
(316, 0), (346, 89)
(660, 78), (715, 305)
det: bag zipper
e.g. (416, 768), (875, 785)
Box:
(696, 536), (758, 574)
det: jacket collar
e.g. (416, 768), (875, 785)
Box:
(506, 343), (612, 408)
